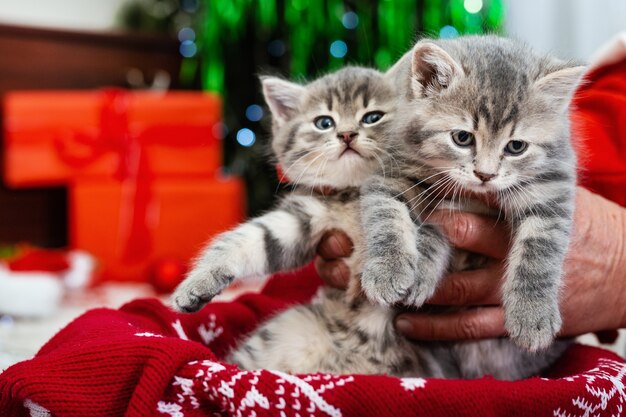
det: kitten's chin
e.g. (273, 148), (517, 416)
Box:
(323, 172), (370, 189)
(324, 165), (376, 189)
(463, 182), (498, 194)
(286, 155), (377, 189)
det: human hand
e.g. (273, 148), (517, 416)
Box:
(314, 230), (353, 288)
(395, 187), (626, 341)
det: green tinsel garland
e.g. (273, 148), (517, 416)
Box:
(197, 0), (504, 93)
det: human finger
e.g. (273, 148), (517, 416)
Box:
(428, 211), (510, 258)
(316, 230), (354, 260)
(395, 307), (506, 341)
(314, 257), (350, 289)
(427, 266), (504, 306)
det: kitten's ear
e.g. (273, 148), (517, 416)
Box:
(261, 76), (305, 124)
(534, 65), (587, 110)
(411, 42), (464, 97)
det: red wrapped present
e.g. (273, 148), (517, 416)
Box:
(3, 89), (222, 187)
(70, 176), (245, 282)
(2, 89), (245, 283)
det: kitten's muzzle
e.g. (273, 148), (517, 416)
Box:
(473, 170), (497, 183)
(337, 131), (358, 145)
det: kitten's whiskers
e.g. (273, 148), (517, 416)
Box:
(395, 168), (455, 199)
(289, 150), (328, 190)
(410, 176), (455, 218)
(420, 178), (457, 223)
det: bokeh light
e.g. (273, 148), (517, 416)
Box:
(439, 25), (459, 39)
(268, 39), (286, 57)
(236, 128), (256, 147)
(342, 12), (359, 29)
(178, 27), (196, 42)
(245, 104), (264, 122)
(179, 40), (197, 58)
(180, 0), (199, 12)
(330, 40), (348, 58)
(464, 0), (483, 14)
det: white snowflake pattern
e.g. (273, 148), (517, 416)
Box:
(270, 371), (352, 417)
(157, 401), (184, 417)
(171, 320), (190, 340)
(198, 314), (224, 345)
(23, 400), (51, 417)
(165, 359), (354, 417)
(173, 376), (199, 409)
(135, 332), (164, 338)
(554, 359), (626, 417)
(400, 377), (427, 391)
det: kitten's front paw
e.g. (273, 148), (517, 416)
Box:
(505, 301), (562, 352)
(361, 257), (435, 307)
(172, 266), (234, 313)
(402, 273), (439, 308)
(361, 258), (414, 306)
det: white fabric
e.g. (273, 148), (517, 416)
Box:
(0, 264), (63, 317)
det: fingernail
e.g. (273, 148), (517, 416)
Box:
(330, 264), (348, 286)
(395, 317), (413, 335)
(328, 235), (345, 256)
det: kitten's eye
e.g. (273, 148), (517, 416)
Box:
(451, 130), (475, 147)
(505, 140), (528, 155)
(314, 116), (335, 130)
(361, 111), (384, 125)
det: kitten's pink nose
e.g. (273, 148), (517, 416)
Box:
(473, 170), (497, 182)
(337, 131), (358, 145)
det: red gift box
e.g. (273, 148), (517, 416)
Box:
(70, 176), (245, 282)
(3, 89), (222, 187)
(3, 89), (246, 283)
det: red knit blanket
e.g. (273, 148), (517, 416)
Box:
(1, 264), (625, 417)
(4, 37), (626, 417)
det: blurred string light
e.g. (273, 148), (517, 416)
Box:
(180, 0), (199, 13)
(236, 128), (256, 147)
(464, 0), (483, 14)
(180, 40), (197, 58)
(330, 40), (348, 58)
(342, 11), (359, 29)
(245, 104), (264, 122)
(178, 27), (195, 42)
(178, 26), (197, 58)
(267, 39), (286, 57)
(439, 25), (459, 39)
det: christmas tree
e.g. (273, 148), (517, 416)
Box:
(119, 0), (505, 214)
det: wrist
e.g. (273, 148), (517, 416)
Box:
(572, 188), (626, 331)
(612, 204), (626, 328)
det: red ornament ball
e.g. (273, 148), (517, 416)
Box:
(150, 258), (188, 293)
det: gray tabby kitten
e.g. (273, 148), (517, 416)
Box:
(361, 35), (584, 352)
(172, 60), (568, 379)
(173, 66), (395, 313)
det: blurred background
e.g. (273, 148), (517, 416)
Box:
(2, 0), (625, 246)
(0, 0), (624, 367)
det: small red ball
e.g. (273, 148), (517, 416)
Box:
(150, 258), (188, 294)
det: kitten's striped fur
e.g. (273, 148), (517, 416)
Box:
(361, 36), (584, 352)
(173, 40), (577, 379)
(172, 67), (394, 312)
